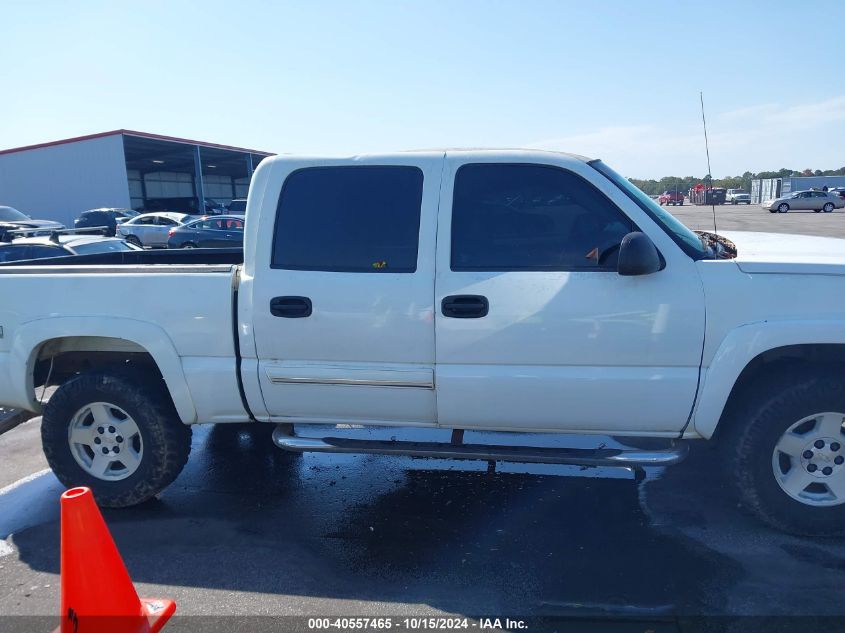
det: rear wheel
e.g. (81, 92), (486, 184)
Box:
(722, 372), (845, 535)
(42, 370), (192, 508)
(778, 203), (789, 213)
(823, 203), (834, 213)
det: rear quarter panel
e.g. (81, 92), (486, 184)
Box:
(0, 267), (244, 423)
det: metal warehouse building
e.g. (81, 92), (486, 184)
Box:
(0, 130), (273, 227)
(751, 175), (845, 204)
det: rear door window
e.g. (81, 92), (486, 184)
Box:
(22, 245), (67, 260)
(272, 166), (424, 272)
(0, 246), (33, 262)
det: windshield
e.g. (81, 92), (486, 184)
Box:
(0, 206), (30, 221)
(590, 160), (709, 258)
(72, 240), (137, 254)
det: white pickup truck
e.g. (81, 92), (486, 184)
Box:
(726, 188), (752, 205)
(2, 150), (845, 535)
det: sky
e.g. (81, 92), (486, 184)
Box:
(2, 0), (843, 179)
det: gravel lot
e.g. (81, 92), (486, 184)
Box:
(2, 207), (845, 631)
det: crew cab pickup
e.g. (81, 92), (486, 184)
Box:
(726, 189), (752, 205)
(2, 150), (845, 535)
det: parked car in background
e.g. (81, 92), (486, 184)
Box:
(0, 231), (140, 263)
(658, 190), (685, 206)
(204, 199), (228, 215)
(726, 189), (751, 205)
(0, 205), (64, 233)
(116, 212), (194, 248)
(829, 187), (845, 201)
(167, 215), (245, 249)
(764, 190), (845, 213)
(227, 198), (247, 214)
(74, 208), (139, 236)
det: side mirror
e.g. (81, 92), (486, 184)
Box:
(618, 232), (661, 276)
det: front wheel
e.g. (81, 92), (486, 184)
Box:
(823, 203), (834, 213)
(723, 373), (845, 535)
(778, 203), (789, 213)
(42, 370), (192, 508)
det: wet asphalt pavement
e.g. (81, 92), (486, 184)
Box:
(2, 418), (845, 628)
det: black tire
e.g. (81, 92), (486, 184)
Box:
(778, 203), (789, 213)
(678, 200), (684, 206)
(41, 370), (192, 508)
(814, 208), (822, 213)
(125, 235), (142, 248)
(721, 372), (845, 535)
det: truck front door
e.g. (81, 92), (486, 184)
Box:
(433, 153), (706, 434)
(249, 155), (443, 426)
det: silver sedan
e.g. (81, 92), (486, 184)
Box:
(765, 190), (845, 213)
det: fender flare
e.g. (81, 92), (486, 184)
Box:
(9, 316), (197, 424)
(693, 319), (845, 438)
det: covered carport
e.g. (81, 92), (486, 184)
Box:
(122, 131), (270, 214)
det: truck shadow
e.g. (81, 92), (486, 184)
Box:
(8, 425), (748, 617)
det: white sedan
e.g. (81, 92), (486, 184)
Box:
(117, 212), (195, 247)
(764, 190), (845, 213)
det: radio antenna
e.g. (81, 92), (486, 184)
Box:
(700, 91), (717, 234)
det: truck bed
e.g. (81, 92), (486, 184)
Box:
(0, 251), (243, 422)
(0, 247), (243, 269)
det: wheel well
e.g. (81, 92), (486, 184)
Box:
(33, 336), (165, 397)
(713, 344), (845, 440)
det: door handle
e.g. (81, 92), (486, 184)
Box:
(270, 296), (312, 318)
(441, 295), (489, 318)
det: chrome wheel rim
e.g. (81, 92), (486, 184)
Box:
(772, 412), (845, 507)
(68, 402), (143, 481)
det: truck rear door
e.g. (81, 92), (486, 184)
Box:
(249, 154), (443, 426)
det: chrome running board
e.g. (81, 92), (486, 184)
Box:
(272, 427), (688, 468)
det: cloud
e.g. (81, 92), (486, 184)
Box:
(527, 96), (845, 178)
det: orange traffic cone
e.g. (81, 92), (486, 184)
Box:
(56, 487), (175, 633)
